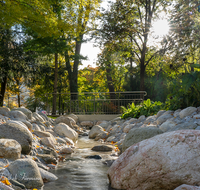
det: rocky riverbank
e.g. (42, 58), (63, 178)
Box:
(88, 106), (200, 190)
(1, 106), (200, 190)
(0, 107), (119, 190)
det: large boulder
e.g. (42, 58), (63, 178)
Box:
(174, 184), (200, 190)
(80, 121), (94, 128)
(33, 112), (45, 123)
(156, 113), (173, 125)
(38, 111), (49, 122)
(54, 116), (75, 128)
(15, 119), (33, 130)
(12, 108), (32, 120)
(7, 159), (43, 189)
(68, 114), (79, 123)
(0, 123), (33, 154)
(40, 136), (57, 149)
(89, 125), (106, 139)
(0, 107), (10, 117)
(0, 139), (21, 159)
(53, 123), (78, 142)
(9, 110), (28, 121)
(179, 107), (197, 119)
(159, 120), (177, 132)
(108, 130), (200, 190)
(122, 127), (163, 152)
(168, 122), (197, 132)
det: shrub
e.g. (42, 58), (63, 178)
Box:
(121, 99), (164, 119)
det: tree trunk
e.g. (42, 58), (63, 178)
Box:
(65, 34), (83, 101)
(140, 60), (145, 92)
(52, 52), (58, 115)
(105, 62), (115, 100)
(0, 76), (7, 107)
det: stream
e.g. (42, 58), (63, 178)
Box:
(43, 136), (118, 190)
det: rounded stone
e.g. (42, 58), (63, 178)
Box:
(7, 159), (43, 189)
(0, 123), (33, 155)
(122, 127), (163, 152)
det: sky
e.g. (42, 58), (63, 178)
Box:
(80, 0), (113, 69)
(80, 0), (170, 69)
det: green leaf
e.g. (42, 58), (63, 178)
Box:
(191, 64), (200, 69)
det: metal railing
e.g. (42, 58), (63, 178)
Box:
(45, 91), (147, 115)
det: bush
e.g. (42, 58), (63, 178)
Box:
(121, 99), (164, 119)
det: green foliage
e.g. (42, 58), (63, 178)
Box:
(164, 71), (200, 110)
(121, 99), (163, 119)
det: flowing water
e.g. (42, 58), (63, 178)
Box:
(43, 136), (118, 190)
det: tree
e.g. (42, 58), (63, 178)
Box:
(0, 27), (30, 106)
(96, 0), (170, 91)
(64, 0), (101, 100)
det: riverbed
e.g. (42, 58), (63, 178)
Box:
(44, 136), (118, 190)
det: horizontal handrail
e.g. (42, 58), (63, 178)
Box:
(45, 91), (147, 115)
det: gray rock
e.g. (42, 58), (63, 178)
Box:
(159, 120), (177, 132)
(179, 107), (197, 119)
(138, 115), (146, 122)
(99, 121), (110, 129)
(128, 118), (138, 124)
(62, 137), (74, 146)
(106, 134), (121, 143)
(156, 114), (173, 125)
(168, 122), (197, 132)
(55, 137), (66, 144)
(0, 139), (21, 160)
(38, 111), (48, 121)
(12, 108), (32, 120)
(33, 112), (45, 122)
(174, 109), (181, 117)
(33, 131), (51, 138)
(59, 146), (74, 154)
(9, 110), (28, 121)
(36, 162), (49, 171)
(16, 120), (32, 130)
(91, 145), (114, 151)
(54, 116), (74, 128)
(32, 121), (46, 131)
(80, 121), (94, 128)
(37, 154), (57, 165)
(39, 168), (58, 182)
(0, 123), (32, 154)
(7, 159), (43, 189)
(89, 125), (106, 139)
(46, 129), (58, 137)
(10, 179), (26, 189)
(68, 114), (79, 123)
(41, 147), (58, 158)
(122, 127), (163, 152)
(40, 136), (57, 149)
(195, 126), (200, 130)
(0, 107), (10, 117)
(174, 184), (200, 190)
(32, 123), (41, 131)
(144, 115), (156, 124)
(155, 110), (166, 118)
(53, 123), (78, 142)
(94, 132), (108, 141)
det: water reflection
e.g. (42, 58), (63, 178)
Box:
(44, 136), (118, 190)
